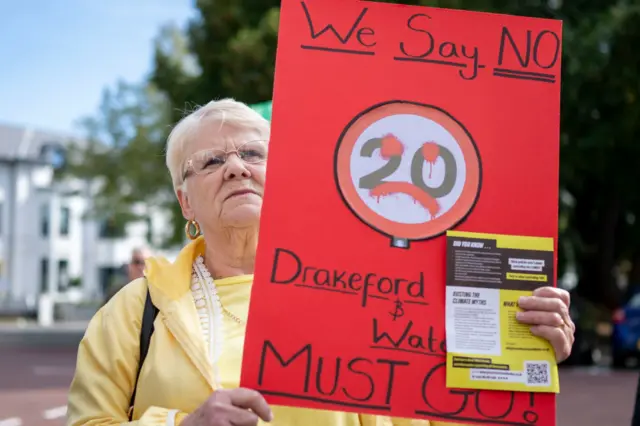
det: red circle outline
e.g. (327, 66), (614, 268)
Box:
(334, 101), (482, 241)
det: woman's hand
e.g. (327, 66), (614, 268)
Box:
(182, 388), (273, 426)
(516, 286), (575, 362)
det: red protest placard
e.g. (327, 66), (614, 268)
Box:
(241, 0), (562, 425)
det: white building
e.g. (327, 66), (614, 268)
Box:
(0, 123), (174, 317)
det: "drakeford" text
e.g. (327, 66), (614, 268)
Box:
(269, 248), (428, 307)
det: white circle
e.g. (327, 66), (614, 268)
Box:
(349, 113), (467, 225)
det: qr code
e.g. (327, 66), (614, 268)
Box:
(525, 361), (550, 386)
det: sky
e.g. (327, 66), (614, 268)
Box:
(0, 0), (194, 135)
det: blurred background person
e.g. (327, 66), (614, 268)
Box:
(127, 247), (152, 281)
(103, 247), (152, 305)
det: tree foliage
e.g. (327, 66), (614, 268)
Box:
(67, 0), (640, 307)
(61, 80), (174, 233)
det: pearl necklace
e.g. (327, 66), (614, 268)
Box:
(190, 255), (245, 388)
(193, 256), (246, 324)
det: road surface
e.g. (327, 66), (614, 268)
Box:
(0, 347), (75, 426)
(0, 345), (637, 426)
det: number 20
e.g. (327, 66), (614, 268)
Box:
(358, 137), (457, 198)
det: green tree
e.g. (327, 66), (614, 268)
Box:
(151, 1), (279, 126)
(555, 4), (640, 308)
(61, 80), (174, 239)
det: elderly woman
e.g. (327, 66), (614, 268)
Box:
(67, 99), (575, 426)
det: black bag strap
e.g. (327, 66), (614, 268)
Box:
(632, 374), (640, 426)
(128, 286), (159, 421)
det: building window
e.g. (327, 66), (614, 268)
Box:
(99, 216), (126, 239)
(60, 206), (70, 236)
(99, 266), (123, 295)
(40, 258), (49, 293)
(58, 259), (69, 289)
(40, 204), (49, 237)
(40, 143), (66, 170)
(145, 216), (153, 243)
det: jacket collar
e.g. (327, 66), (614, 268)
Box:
(143, 236), (216, 389)
(144, 236), (205, 305)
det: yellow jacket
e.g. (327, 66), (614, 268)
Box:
(67, 237), (467, 426)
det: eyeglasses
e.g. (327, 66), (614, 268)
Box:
(182, 140), (268, 180)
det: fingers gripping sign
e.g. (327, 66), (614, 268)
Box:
(183, 388), (273, 426)
(517, 286), (575, 363)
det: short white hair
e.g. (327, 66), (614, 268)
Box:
(165, 98), (270, 190)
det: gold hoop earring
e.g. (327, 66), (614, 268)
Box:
(185, 220), (201, 240)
